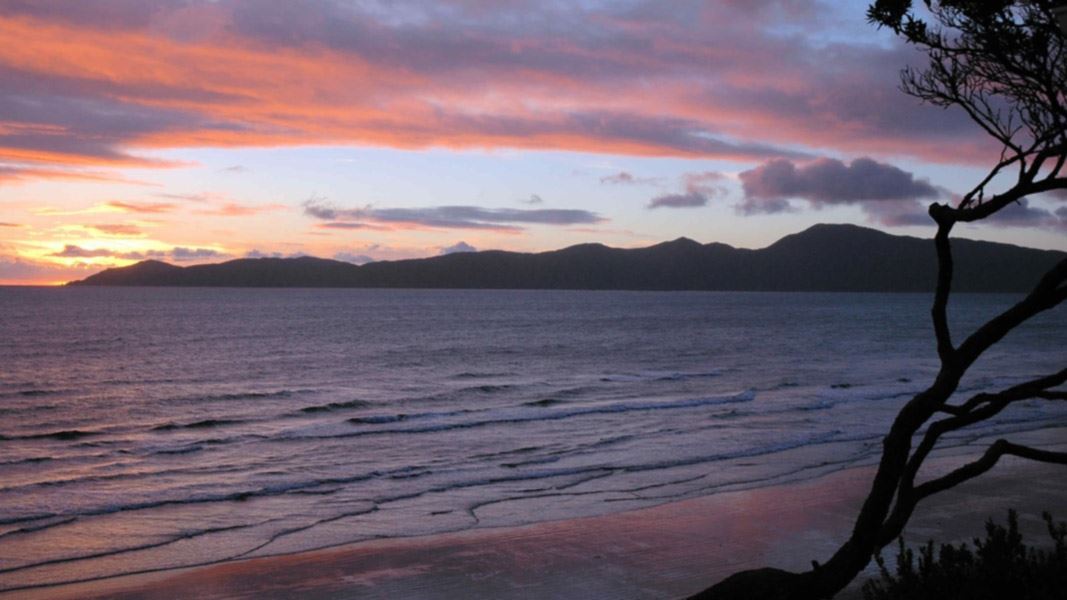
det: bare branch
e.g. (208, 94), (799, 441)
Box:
(913, 439), (1067, 503)
(943, 177), (1067, 223)
(877, 439), (1067, 547)
(1051, 150), (1067, 178)
(955, 257), (1067, 370)
(879, 367), (1067, 546)
(946, 367), (1067, 415)
(960, 154), (1025, 208)
(909, 365), (1067, 480)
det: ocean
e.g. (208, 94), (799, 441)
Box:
(0, 288), (1064, 594)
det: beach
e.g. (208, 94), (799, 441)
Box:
(24, 436), (1067, 600)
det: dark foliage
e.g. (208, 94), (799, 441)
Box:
(863, 510), (1067, 600)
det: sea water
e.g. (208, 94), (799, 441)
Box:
(0, 288), (1063, 593)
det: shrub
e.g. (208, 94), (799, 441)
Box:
(862, 510), (1067, 600)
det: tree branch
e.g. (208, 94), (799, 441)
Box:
(960, 153), (1025, 208)
(955, 257), (1067, 370)
(876, 367), (1067, 546)
(912, 439), (1067, 503)
(945, 367), (1067, 416)
(944, 177), (1067, 223)
(877, 437), (1067, 547)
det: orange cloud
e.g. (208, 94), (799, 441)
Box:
(0, 3), (988, 183)
(195, 203), (287, 217)
(0, 252), (96, 285)
(86, 223), (144, 236)
(0, 164), (144, 184)
(106, 201), (178, 214)
(0, 16), (749, 168)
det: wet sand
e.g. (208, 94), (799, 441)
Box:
(21, 432), (1067, 600)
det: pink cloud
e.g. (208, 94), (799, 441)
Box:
(196, 202), (285, 217)
(88, 223), (143, 235)
(0, 252), (96, 284)
(0, 164), (141, 184)
(106, 201), (178, 213)
(0, 1), (989, 181)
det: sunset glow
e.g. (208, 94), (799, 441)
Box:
(2, 1), (1065, 285)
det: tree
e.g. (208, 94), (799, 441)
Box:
(689, 2), (1067, 598)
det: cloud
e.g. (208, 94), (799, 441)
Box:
(87, 223), (142, 236)
(34, 204), (116, 216)
(303, 199), (603, 231)
(301, 197), (338, 220)
(683, 171), (726, 193)
(648, 192), (708, 209)
(601, 172), (636, 185)
(155, 192), (214, 202)
(106, 201), (178, 214)
(221, 165), (248, 173)
(860, 200), (930, 227)
(334, 251), (375, 264)
(52, 245), (120, 259)
(737, 157), (943, 220)
(521, 194), (543, 204)
(154, 192), (282, 216)
(245, 249), (283, 259)
(244, 249), (314, 259)
(0, 61), (199, 169)
(317, 221), (376, 230)
(169, 247), (223, 261)
(196, 202), (285, 217)
(332, 242), (429, 263)
(440, 241), (477, 255)
(600, 171), (659, 185)
(0, 164), (137, 184)
(0, 1), (987, 182)
(50, 244), (226, 262)
(0, 222), (21, 227)
(0, 252), (94, 284)
(646, 170), (726, 209)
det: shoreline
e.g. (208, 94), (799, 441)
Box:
(17, 432), (1067, 600)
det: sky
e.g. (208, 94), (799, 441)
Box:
(1, 0), (1065, 285)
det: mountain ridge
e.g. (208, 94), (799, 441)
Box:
(68, 224), (1066, 292)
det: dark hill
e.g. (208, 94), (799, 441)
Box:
(68, 224), (1065, 292)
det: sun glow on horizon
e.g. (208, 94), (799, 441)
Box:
(2, 1), (1065, 285)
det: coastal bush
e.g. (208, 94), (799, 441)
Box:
(862, 510), (1067, 600)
